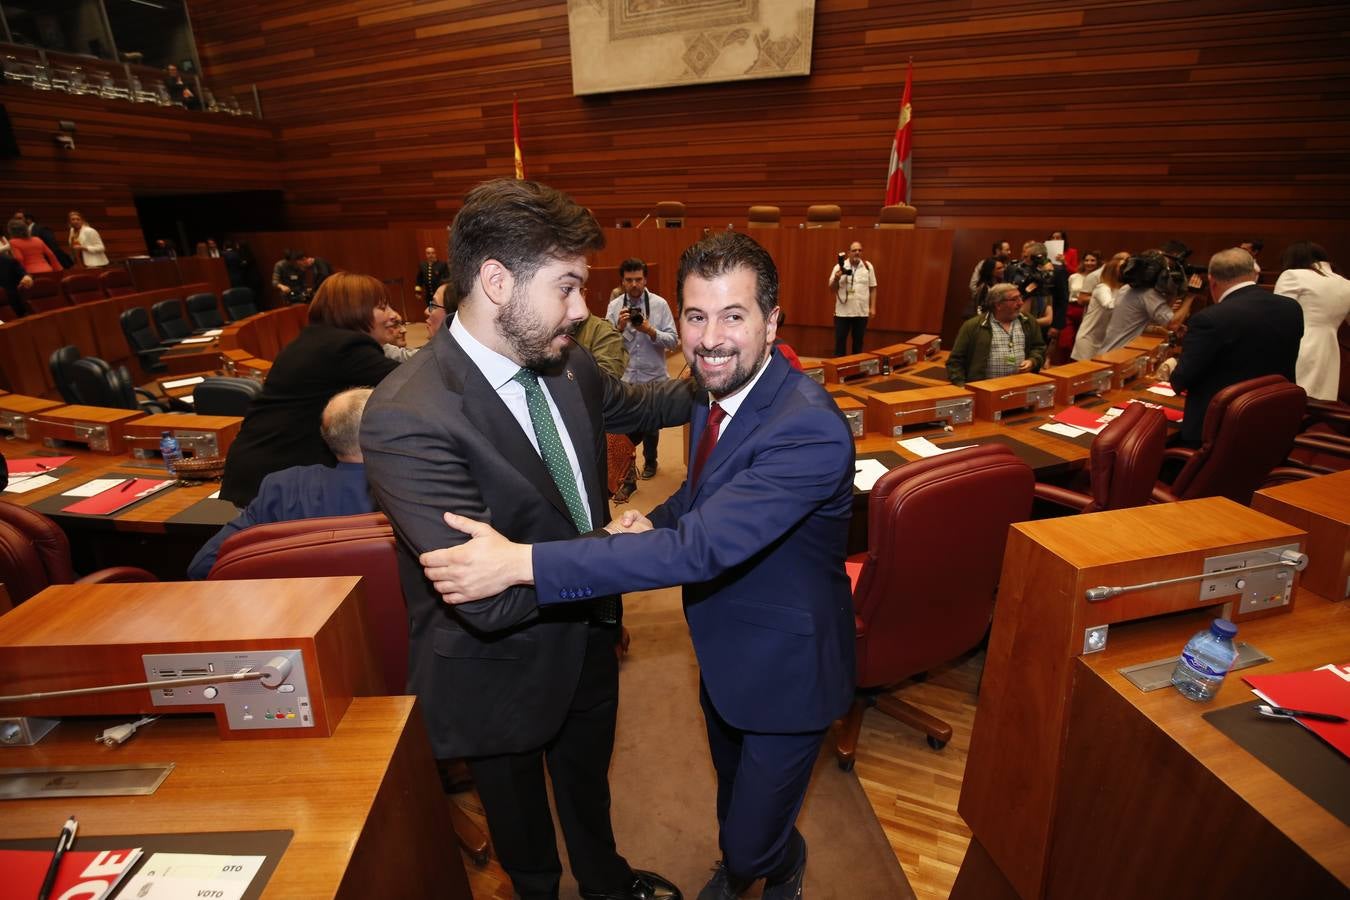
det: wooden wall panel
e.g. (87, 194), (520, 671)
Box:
(0, 87), (281, 260)
(185, 0), (1350, 237)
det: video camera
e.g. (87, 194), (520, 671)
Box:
(1005, 250), (1055, 300)
(1120, 242), (1194, 300)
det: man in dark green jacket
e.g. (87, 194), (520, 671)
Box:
(947, 283), (1047, 386)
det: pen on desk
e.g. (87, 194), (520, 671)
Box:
(36, 815), (78, 900)
(119, 479), (135, 492)
(1256, 703), (1348, 724)
(34, 462), (51, 470)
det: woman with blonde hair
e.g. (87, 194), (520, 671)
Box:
(1071, 251), (1128, 361)
(220, 272), (401, 505)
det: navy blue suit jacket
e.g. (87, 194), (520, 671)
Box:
(534, 351), (857, 734)
(188, 461), (374, 579)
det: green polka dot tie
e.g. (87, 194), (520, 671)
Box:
(513, 368), (591, 534)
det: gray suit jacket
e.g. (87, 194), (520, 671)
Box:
(360, 323), (693, 758)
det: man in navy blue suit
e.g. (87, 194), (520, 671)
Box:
(422, 231), (857, 900)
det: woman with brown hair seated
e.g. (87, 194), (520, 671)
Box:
(220, 272), (401, 506)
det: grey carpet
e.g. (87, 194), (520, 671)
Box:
(554, 585), (915, 899)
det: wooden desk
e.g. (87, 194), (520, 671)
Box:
(0, 697), (469, 899)
(1254, 470), (1350, 602)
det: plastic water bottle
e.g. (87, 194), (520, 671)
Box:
(159, 430), (182, 477)
(1171, 618), (1238, 702)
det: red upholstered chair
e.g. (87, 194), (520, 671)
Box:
(61, 272), (103, 304)
(19, 275), (67, 314)
(0, 500), (157, 605)
(1153, 376), (1307, 505)
(1034, 403), (1168, 514)
(835, 445), (1034, 768)
(99, 267), (136, 297)
(206, 512), (491, 864)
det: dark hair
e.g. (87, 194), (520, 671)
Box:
(308, 271), (389, 332)
(449, 179), (604, 301)
(1051, 230), (1068, 242)
(1243, 238), (1265, 254)
(976, 256), (1000, 287)
(991, 239), (1008, 255)
(6, 217), (26, 239)
(676, 231), (778, 317)
(1081, 249), (1103, 270)
(619, 257), (648, 279)
(1280, 241), (1329, 275)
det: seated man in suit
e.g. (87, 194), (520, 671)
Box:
(947, 282), (1047, 386)
(1157, 247), (1303, 446)
(187, 388), (375, 579)
(421, 231), (857, 900)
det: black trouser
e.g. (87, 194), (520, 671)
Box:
(467, 624), (630, 900)
(626, 430), (659, 474)
(833, 316), (868, 356)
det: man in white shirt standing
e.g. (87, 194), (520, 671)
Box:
(67, 211), (108, 267)
(828, 241), (877, 356)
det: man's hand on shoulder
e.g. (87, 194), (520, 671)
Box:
(420, 512), (534, 604)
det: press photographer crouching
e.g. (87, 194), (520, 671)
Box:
(1097, 247), (1194, 353)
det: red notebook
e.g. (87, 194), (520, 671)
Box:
(7, 456), (74, 476)
(0, 846), (141, 899)
(1051, 406), (1112, 433)
(63, 479), (172, 515)
(1244, 662), (1350, 758)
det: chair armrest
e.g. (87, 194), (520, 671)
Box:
(1292, 434), (1350, 459)
(1263, 467), (1323, 486)
(77, 566), (157, 585)
(1151, 484), (1181, 503)
(1161, 445), (1195, 463)
(1304, 400), (1350, 435)
(1033, 482), (1092, 513)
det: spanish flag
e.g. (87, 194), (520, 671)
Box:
(512, 96), (525, 180)
(885, 60), (913, 207)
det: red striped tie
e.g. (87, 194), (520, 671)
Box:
(690, 403), (726, 486)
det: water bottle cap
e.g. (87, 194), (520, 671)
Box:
(160, 430), (173, 437)
(1210, 618), (1237, 639)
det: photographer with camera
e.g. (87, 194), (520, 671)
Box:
(828, 241), (877, 356)
(1004, 241), (1066, 351)
(606, 257), (678, 500)
(1098, 248), (1194, 353)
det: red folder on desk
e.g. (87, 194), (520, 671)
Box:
(1244, 663), (1350, 758)
(0, 847), (141, 899)
(63, 478), (172, 515)
(7, 456), (74, 476)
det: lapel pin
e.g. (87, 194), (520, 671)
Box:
(566, 370), (575, 381)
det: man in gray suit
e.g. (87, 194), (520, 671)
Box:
(360, 179), (689, 900)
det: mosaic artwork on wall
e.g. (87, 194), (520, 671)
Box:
(568, 0), (816, 96)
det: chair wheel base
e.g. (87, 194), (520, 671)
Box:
(926, 735), (947, 751)
(837, 755), (856, 772)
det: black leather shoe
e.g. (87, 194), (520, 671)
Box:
(639, 462), (657, 479)
(581, 869), (681, 900)
(696, 861), (753, 900)
(762, 839), (806, 900)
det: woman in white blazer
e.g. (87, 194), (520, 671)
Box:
(1274, 242), (1350, 401)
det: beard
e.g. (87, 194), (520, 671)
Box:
(690, 344), (768, 399)
(497, 284), (578, 370)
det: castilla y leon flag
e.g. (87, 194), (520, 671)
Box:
(512, 96), (525, 180)
(885, 60), (913, 207)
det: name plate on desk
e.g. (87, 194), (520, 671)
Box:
(28, 405), (146, 454)
(822, 353), (882, 384)
(865, 385), (974, 436)
(867, 343), (919, 375)
(123, 413), (244, 459)
(832, 395), (866, 438)
(897, 333), (941, 358)
(1042, 361), (1113, 407)
(1093, 348), (1148, 389)
(0, 394), (63, 440)
(965, 373), (1055, 421)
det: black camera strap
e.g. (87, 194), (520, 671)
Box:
(626, 289), (650, 318)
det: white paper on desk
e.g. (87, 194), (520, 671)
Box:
(3, 473), (58, 493)
(1147, 383), (1176, 397)
(897, 437), (977, 458)
(62, 477), (126, 497)
(179, 336), (213, 344)
(162, 375), (206, 389)
(201, 328), (223, 336)
(1044, 239), (1065, 262)
(1040, 422), (1088, 438)
(117, 852), (266, 900)
(208, 489), (221, 499)
(179, 394), (195, 404)
(854, 458), (891, 491)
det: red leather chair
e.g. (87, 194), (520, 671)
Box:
(836, 445), (1033, 768)
(1153, 376), (1307, 504)
(206, 512), (491, 864)
(18, 275), (67, 314)
(99, 268), (136, 298)
(61, 272), (103, 304)
(0, 500), (157, 605)
(1034, 403), (1168, 514)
